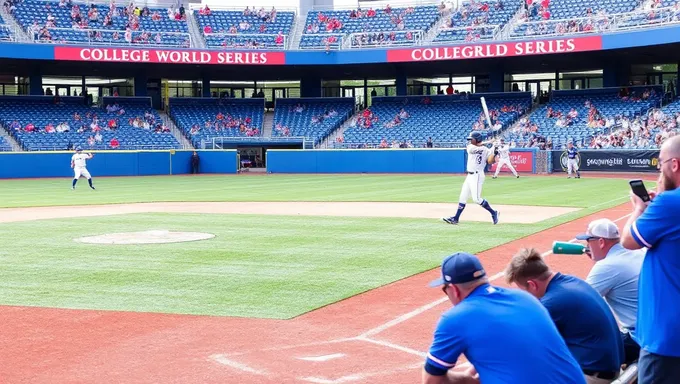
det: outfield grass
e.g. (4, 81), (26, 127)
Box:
(0, 174), (631, 208)
(0, 175), (636, 318)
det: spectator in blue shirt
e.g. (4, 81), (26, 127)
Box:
(505, 248), (624, 384)
(621, 135), (680, 383)
(423, 252), (585, 384)
(577, 218), (644, 366)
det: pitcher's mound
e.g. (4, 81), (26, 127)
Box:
(75, 230), (215, 245)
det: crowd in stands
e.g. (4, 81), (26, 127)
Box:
(198, 5), (290, 49)
(12, 0), (189, 46)
(435, 0), (520, 42)
(301, 4), (438, 49)
(188, 111), (260, 138)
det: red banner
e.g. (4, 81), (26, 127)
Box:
(53, 47), (286, 65)
(489, 151), (534, 173)
(386, 36), (602, 63)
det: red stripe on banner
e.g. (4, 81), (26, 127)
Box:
(386, 36), (603, 63)
(53, 47), (286, 65)
(490, 152), (534, 173)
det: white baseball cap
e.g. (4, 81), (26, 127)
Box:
(576, 218), (620, 240)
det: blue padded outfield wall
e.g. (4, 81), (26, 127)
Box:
(0, 150), (237, 179)
(266, 149), (467, 174)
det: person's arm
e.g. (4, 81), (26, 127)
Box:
(621, 191), (663, 250)
(423, 368), (479, 384)
(423, 315), (468, 383)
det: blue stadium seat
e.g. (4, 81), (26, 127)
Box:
(273, 98), (355, 144)
(194, 8), (294, 49)
(12, 0), (189, 46)
(0, 96), (182, 151)
(0, 136), (12, 151)
(300, 6), (439, 49)
(502, 87), (662, 149)
(342, 94), (531, 147)
(169, 98), (265, 148)
(434, 1), (520, 43)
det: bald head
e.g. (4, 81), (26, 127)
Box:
(662, 135), (680, 158)
(659, 136), (680, 192)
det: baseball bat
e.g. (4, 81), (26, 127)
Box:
(480, 96), (493, 130)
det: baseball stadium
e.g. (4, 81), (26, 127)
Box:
(0, 0), (678, 382)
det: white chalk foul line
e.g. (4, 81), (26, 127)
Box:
(298, 353), (346, 362)
(356, 336), (427, 358)
(208, 354), (268, 376)
(357, 212), (631, 341)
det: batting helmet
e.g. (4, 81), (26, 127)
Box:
(467, 131), (483, 143)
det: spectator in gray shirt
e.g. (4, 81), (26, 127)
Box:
(576, 218), (644, 366)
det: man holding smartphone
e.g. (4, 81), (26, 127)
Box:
(621, 136), (680, 384)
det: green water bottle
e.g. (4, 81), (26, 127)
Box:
(552, 241), (586, 255)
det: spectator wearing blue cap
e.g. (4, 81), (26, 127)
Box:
(621, 135), (680, 383)
(505, 248), (624, 384)
(423, 252), (584, 384)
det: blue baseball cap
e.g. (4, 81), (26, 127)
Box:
(428, 252), (487, 287)
(467, 131), (483, 142)
(75, 146), (82, 151)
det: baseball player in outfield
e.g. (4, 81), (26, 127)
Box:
(566, 142), (581, 179)
(71, 146), (96, 190)
(443, 131), (500, 225)
(492, 138), (519, 179)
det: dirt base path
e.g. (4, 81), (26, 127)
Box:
(0, 201), (579, 224)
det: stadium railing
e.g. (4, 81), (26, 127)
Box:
(508, 7), (680, 40)
(209, 136), (312, 149)
(33, 28), (192, 48)
(345, 29), (424, 49)
(612, 363), (638, 384)
(203, 32), (287, 50)
(432, 24), (502, 43)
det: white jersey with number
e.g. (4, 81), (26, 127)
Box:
(497, 144), (511, 160)
(71, 153), (89, 168)
(466, 144), (493, 173)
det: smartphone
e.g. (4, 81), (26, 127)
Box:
(629, 179), (651, 202)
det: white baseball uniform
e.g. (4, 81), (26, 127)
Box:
(494, 144), (518, 177)
(459, 143), (494, 204)
(71, 153), (92, 179)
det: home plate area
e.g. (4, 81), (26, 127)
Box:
(209, 338), (426, 383)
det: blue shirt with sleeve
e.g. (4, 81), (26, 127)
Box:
(425, 283), (585, 384)
(541, 273), (624, 372)
(586, 243), (644, 335)
(630, 188), (680, 357)
(567, 147), (578, 159)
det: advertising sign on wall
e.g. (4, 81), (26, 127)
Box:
(54, 47), (286, 65)
(490, 151), (534, 173)
(551, 149), (659, 173)
(386, 36), (602, 63)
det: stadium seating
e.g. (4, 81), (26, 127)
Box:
(434, 1), (521, 42)
(0, 136), (12, 151)
(169, 97), (265, 149)
(342, 94), (531, 147)
(509, 0), (640, 38)
(0, 96), (181, 151)
(194, 8), (294, 49)
(0, 15), (12, 41)
(503, 87), (662, 148)
(272, 98), (355, 145)
(12, 0), (189, 46)
(300, 5), (439, 49)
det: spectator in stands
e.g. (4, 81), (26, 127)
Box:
(505, 248), (624, 383)
(621, 135), (680, 383)
(109, 137), (119, 149)
(179, 3), (185, 18)
(576, 219), (644, 366)
(424, 252), (585, 384)
(87, 135), (95, 147)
